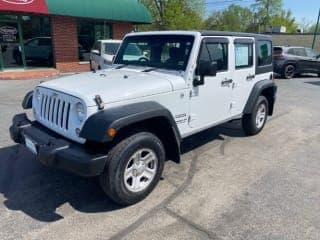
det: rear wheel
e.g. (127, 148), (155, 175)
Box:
(100, 132), (165, 206)
(282, 64), (295, 79)
(242, 96), (269, 136)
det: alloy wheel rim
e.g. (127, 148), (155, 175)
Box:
(124, 148), (158, 193)
(256, 103), (267, 129)
(285, 65), (295, 78)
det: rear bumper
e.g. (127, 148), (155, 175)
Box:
(10, 113), (107, 177)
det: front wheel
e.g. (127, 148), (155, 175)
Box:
(282, 64), (295, 79)
(242, 96), (269, 136)
(100, 132), (165, 206)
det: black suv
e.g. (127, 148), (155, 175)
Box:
(273, 46), (320, 79)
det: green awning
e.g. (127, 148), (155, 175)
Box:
(46, 0), (151, 24)
(0, 0), (151, 24)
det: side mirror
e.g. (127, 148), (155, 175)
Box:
(194, 61), (217, 87)
(91, 49), (100, 55)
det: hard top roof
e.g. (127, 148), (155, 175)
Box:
(201, 31), (271, 39)
(127, 30), (271, 40)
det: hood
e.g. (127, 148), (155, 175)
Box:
(39, 68), (186, 107)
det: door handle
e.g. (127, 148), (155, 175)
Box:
(246, 74), (255, 81)
(221, 79), (233, 87)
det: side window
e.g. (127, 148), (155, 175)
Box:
(291, 48), (307, 57)
(258, 40), (272, 66)
(92, 41), (100, 51)
(199, 41), (228, 71)
(28, 39), (39, 47)
(306, 48), (318, 58)
(235, 43), (253, 69)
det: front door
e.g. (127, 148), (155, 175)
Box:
(189, 37), (233, 129)
(0, 19), (25, 70)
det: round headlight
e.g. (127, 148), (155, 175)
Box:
(35, 89), (41, 101)
(76, 102), (86, 122)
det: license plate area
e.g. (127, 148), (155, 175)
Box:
(24, 135), (38, 155)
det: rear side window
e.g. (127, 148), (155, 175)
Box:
(199, 42), (228, 71)
(258, 40), (272, 66)
(235, 43), (253, 69)
(105, 43), (120, 55)
(288, 48), (307, 57)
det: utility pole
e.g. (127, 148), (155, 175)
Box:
(312, 8), (320, 49)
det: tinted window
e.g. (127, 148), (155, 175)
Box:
(115, 35), (194, 71)
(27, 39), (39, 47)
(235, 43), (253, 69)
(38, 38), (51, 46)
(288, 48), (307, 57)
(104, 43), (120, 55)
(199, 42), (228, 71)
(258, 40), (272, 66)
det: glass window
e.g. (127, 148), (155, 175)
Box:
(289, 48), (306, 57)
(114, 35), (194, 71)
(104, 42), (120, 55)
(235, 43), (253, 69)
(78, 19), (112, 61)
(258, 40), (272, 66)
(306, 48), (319, 58)
(199, 42), (228, 71)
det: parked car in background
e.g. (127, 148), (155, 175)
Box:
(14, 37), (85, 66)
(273, 46), (320, 79)
(90, 39), (122, 70)
(14, 37), (53, 65)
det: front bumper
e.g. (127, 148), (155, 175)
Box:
(10, 113), (107, 177)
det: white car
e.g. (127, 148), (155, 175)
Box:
(11, 31), (277, 206)
(90, 39), (122, 70)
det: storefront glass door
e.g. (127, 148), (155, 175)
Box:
(0, 14), (52, 71)
(0, 18), (25, 70)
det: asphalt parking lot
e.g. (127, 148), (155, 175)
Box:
(0, 76), (320, 240)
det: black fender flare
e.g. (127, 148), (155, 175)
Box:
(243, 80), (277, 115)
(80, 101), (181, 144)
(22, 91), (33, 109)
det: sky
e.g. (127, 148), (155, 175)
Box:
(205, 0), (320, 25)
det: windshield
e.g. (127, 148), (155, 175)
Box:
(104, 42), (121, 55)
(114, 35), (195, 71)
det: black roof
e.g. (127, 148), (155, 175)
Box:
(201, 31), (271, 39)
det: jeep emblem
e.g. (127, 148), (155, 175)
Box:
(2, 0), (34, 5)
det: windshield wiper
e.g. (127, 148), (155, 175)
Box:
(142, 67), (158, 73)
(115, 64), (128, 69)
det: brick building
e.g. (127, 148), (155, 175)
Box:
(0, 0), (151, 77)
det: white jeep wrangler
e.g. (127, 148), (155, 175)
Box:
(10, 31), (277, 205)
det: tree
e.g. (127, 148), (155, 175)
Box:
(140, 0), (205, 30)
(205, 5), (254, 32)
(252, 0), (283, 32)
(271, 10), (298, 33)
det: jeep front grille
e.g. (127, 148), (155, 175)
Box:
(39, 93), (71, 130)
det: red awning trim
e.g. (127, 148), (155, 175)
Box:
(0, 0), (49, 14)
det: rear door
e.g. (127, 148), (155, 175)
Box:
(189, 37), (233, 129)
(230, 38), (256, 116)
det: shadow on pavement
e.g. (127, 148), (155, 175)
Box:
(0, 121), (246, 223)
(0, 145), (121, 222)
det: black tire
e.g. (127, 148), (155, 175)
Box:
(100, 132), (165, 206)
(282, 64), (295, 79)
(242, 96), (269, 136)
